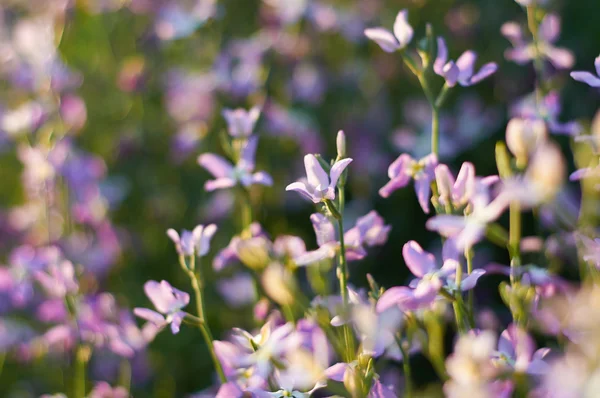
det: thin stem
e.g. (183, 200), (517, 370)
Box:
(239, 187), (253, 237)
(396, 337), (413, 398)
(119, 359), (131, 394)
(466, 247), (476, 327)
(526, 5), (546, 102)
(431, 106), (440, 156)
(185, 257), (227, 383)
(509, 202), (522, 285)
(74, 345), (90, 398)
(336, 215), (355, 361)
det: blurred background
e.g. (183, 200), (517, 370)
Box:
(1, 0), (600, 396)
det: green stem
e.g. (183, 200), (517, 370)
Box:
(465, 248), (475, 327)
(396, 337), (413, 398)
(185, 258), (227, 383)
(509, 202), (522, 285)
(239, 187), (253, 237)
(119, 359), (131, 394)
(526, 5), (545, 98)
(74, 345), (90, 398)
(431, 106), (440, 156)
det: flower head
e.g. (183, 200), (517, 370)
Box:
(434, 37), (497, 87)
(379, 153), (437, 213)
(134, 280), (190, 334)
(364, 10), (413, 53)
(286, 154), (352, 203)
(198, 136), (273, 192)
(166, 224), (217, 257)
(222, 106), (261, 137)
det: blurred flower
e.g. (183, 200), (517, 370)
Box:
(493, 324), (550, 375)
(435, 162), (475, 210)
(35, 260), (78, 298)
(505, 118), (548, 166)
(88, 381), (128, 398)
(434, 37), (497, 87)
(198, 136), (273, 191)
(364, 10), (413, 53)
(134, 280), (190, 334)
(379, 153), (437, 213)
(217, 273), (257, 308)
(571, 54), (600, 87)
(59, 94), (87, 133)
(222, 106), (261, 138)
(511, 91), (580, 136)
(286, 154), (352, 203)
(166, 224), (217, 257)
(502, 14), (574, 69)
(154, 1), (216, 41)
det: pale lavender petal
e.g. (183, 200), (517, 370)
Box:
(460, 269), (486, 290)
(369, 379), (397, 398)
(414, 176), (432, 213)
(346, 246), (367, 261)
(133, 308), (166, 326)
(434, 37), (448, 75)
(364, 28), (400, 53)
(328, 158), (353, 189)
(393, 10), (413, 49)
(310, 213), (336, 246)
(570, 168), (592, 181)
(435, 164), (455, 203)
(571, 71), (600, 87)
(595, 55), (600, 76)
(285, 181), (316, 202)
(426, 215), (466, 237)
(216, 382), (244, 398)
(387, 153), (413, 179)
(528, 348), (551, 375)
(402, 241), (437, 277)
(143, 280), (173, 314)
(238, 136), (258, 171)
(250, 171), (273, 186)
(456, 50), (476, 83)
(170, 311), (185, 334)
(294, 244), (337, 266)
(505, 46), (535, 65)
(379, 176), (410, 198)
(453, 162), (475, 203)
(443, 61), (459, 87)
(166, 229), (180, 245)
(205, 177), (237, 191)
(376, 286), (414, 313)
(455, 223), (485, 250)
(501, 22), (524, 46)
(198, 153), (234, 178)
(539, 14), (560, 43)
(413, 279), (441, 304)
(325, 362), (349, 382)
(197, 224), (217, 256)
(544, 46), (574, 69)
(468, 63), (498, 85)
(304, 154), (329, 190)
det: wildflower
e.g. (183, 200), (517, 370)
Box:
(134, 280), (190, 334)
(286, 154), (352, 203)
(505, 118), (548, 166)
(35, 260), (78, 298)
(88, 382), (129, 398)
(493, 324), (550, 375)
(325, 363), (396, 397)
(511, 91), (580, 136)
(379, 153), (437, 213)
(434, 37), (497, 87)
(501, 14), (574, 69)
(198, 136), (273, 191)
(364, 10), (413, 53)
(571, 54), (600, 87)
(222, 106), (261, 137)
(434, 162), (476, 209)
(166, 224), (217, 257)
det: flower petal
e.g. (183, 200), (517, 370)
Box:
(364, 28), (400, 53)
(304, 154), (329, 191)
(456, 50), (476, 84)
(329, 158), (353, 189)
(198, 153), (234, 178)
(571, 71), (600, 87)
(376, 286), (414, 313)
(205, 177), (237, 191)
(133, 308), (166, 326)
(468, 62), (498, 85)
(393, 9), (413, 49)
(460, 269), (486, 291)
(310, 213), (336, 246)
(403, 241), (437, 277)
(285, 181), (316, 202)
(434, 37), (448, 75)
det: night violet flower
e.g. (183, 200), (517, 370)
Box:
(325, 362), (396, 398)
(222, 106), (261, 137)
(571, 54), (600, 87)
(35, 260), (79, 298)
(511, 91), (581, 136)
(198, 136), (273, 191)
(501, 14), (574, 69)
(364, 10), (413, 53)
(434, 162), (476, 210)
(166, 224), (217, 257)
(434, 37), (498, 87)
(134, 280), (190, 334)
(379, 153), (437, 213)
(294, 211), (390, 266)
(493, 324), (550, 375)
(286, 154), (352, 203)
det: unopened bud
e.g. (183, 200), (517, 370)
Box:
(505, 118), (547, 168)
(336, 130), (346, 160)
(234, 237), (272, 271)
(526, 141), (565, 201)
(262, 262), (296, 305)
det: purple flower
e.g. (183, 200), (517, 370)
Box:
(364, 10), (413, 53)
(134, 280), (190, 334)
(435, 162), (476, 209)
(571, 54), (600, 87)
(286, 154), (352, 203)
(198, 136), (273, 191)
(294, 211), (389, 266)
(379, 153), (437, 213)
(501, 15), (574, 69)
(166, 224), (217, 257)
(35, 260), (78, 298)
(222, 106), (261, 137)
(493, 324), (550, 375)
(326, 363), (396, 397)
(510, 91), (580, 136)
(88, 382), (129, 398)
(434, 37), (497, 87)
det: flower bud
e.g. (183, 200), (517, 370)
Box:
(526, 141), (565, 201)
(336, 130), (346, 160)
(261, 262), (295, 305)
(234, 237), (272, 271)
(505, 118), (547, 167)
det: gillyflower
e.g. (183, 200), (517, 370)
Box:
(325, 362), (397, 398)
(293, 211), (390, 266)
(198, 136), (273, 191)
(376, 240), (485, 313)
(379, 153), (437, 213)
(222, 106), (261, 137)
(364, 10), (413, 53)
(166, 224), (217, 257)
(511, 91), (580, 136)
(35, 260), (79, 298)
(492, 324), (550, 375)
(434, 37), (498, 87)
(501, 14), (574, 69)
(435, 162), (476, 210)
(571, 54), (600, 87)
(134, 280), (190, 334)
(286, 154), (352, 203)
(88, 382), (129, 398)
